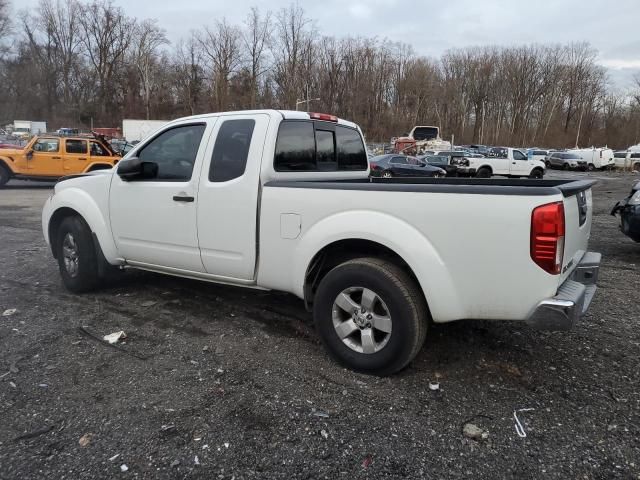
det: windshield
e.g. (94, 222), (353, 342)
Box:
(412, 127), (439, 141)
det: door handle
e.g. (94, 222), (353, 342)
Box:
(52, 156), (61, 159)
(79, 157), (87, 160)
(512, 162), (516, 164)
(173, 195), (194, 203)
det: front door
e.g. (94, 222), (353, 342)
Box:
(63, 139), (89, 174)
(197, 114), (269, 280)
(109, 121), (212, 272)
(510, 149), (531, 176)
(28, 137), (63, 176)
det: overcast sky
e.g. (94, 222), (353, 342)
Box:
(16, 0), (640, 89)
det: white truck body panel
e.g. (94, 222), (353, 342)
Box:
(42, 110), (597, 328)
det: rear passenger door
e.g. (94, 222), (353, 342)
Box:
(63, 139), (89, 173)
(197, 114), (270, 280)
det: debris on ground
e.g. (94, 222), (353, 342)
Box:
(103, 331), (127, 344)
(320, 430), (328, 439)
(140, 301), (157, 308)
(79, 433), (94, 447)
(513, 408), (535, 438)
(312, 409), (330, 418)
(2, 309), (17, 316)
(194, 456), (200, 466)
(160, 424), (176, 434)
(109, 454), (120, 462)
(463, 423), (486, 441)
(11, 425), (54, 442)
(170, 460), (180, 468)
(428, 381), (440, 391)
(120, 464), (128, 472)
(362, 455), (373, 469)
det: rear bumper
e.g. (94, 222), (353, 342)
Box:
(526, 252), (600, 330)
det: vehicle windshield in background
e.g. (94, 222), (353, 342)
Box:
(412, 127), (439, 141)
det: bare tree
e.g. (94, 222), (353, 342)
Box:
(132, 19), (168, 119)
(198, 19), (241, 111)
(241, 7), (271, 109)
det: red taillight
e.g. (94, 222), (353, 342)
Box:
(309, 112), (338, 122)
(531, 201), (565, 274)
(370, 163), (379, 170)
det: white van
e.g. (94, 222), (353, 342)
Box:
(569, 147), (615, 170)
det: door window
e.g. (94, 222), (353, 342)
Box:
(336, 125), (367, 170)
(513, 150), (527, 160)
(209, 119), (255, 182)
(274, 121), (315, 171)
(66, 140), (88, 154)
(390, 156), (407, 164)
(33, 138), (59, 152)
(136, 124), (206, 181)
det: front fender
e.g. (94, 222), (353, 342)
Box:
(43, 187), (118, 262)
(292, 210), (465, 322)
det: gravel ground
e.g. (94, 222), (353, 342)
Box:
(0, 172), (639, 479)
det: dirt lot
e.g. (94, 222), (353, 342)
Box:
(1, 172), (639, 479)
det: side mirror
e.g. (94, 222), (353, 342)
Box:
(117, 157), (158, 181)
(26, 150), (34, 160)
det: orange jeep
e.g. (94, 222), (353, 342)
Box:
(0, 133), (120, 187)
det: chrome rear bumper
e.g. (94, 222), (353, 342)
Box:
(526, 252), (600, 330)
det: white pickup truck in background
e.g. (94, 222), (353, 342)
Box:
(456, 147), (546, 179)
(42, 110), (600, 375)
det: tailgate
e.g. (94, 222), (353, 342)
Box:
(559, 181), (594, 283)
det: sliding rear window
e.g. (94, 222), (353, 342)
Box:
(274, 120), (367, 172)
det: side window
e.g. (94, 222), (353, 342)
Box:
(33, 138), (59, 152)
(137, 124), (206, 181)
(274, 121), (315, 171)
(209, 119), (255, 182)
(65, 140), (88, 154)
(391, 156), (407, 165)
(336, 126), (367, 170)
(513, 150), (527, 161)
(632, 153), (640, 159)
(90, 142), (109, 157)
(316, 129), (336, 171)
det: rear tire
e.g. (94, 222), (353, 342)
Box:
(476, 167), (491, 178)
(529, 168), (543, 179)
(588, 163), (595, 171)
(382, 171), (393, 178)
(0, 164), (11, 187)
(633, 162), (640, 172)
(313, 257), (428, 376)
(56, 216), (103, 293)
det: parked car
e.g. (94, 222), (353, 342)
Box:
(613, 150), (640, 171)
(611, 181), (640, 242)
(569, 147), (615, 170)
(0, 133), (120, 187)
(547, 152), (587, 171)
(417, 154), (459, 176)
(528, 149), (549, 163)
(42, 109), (600, 375)
(457, 148), (545, 178)
(369, 154), (446, 178)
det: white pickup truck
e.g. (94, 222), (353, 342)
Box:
(42, 110), (600, 375)
(456, 147), (546, 179)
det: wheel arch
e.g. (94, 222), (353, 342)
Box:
(289, 211), (465, 322)
(85, 162), (114, 172)
(45, 188), (118, 263)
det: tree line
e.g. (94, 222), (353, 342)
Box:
(0, 0), (639, 148)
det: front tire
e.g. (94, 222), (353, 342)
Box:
(588, 163), (595, 171)
(313, 257), (428, 375)
(56, 216), (103, 293)
(382, 170), (393, 178)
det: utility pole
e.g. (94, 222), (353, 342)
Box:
(295, 84), (320, 111)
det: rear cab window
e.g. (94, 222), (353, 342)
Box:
(274, 120), (367, 172)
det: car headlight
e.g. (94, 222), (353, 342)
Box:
(629, 190), (640, 206)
